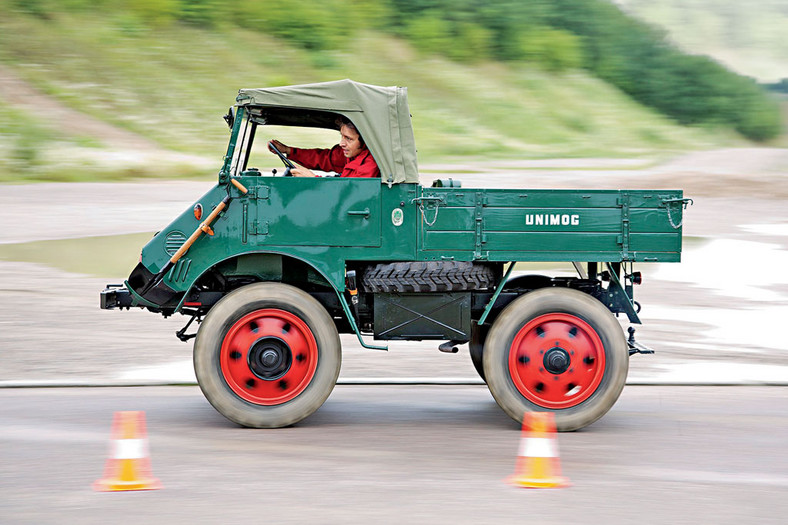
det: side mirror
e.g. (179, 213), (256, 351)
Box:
(223, 107), (235, 129)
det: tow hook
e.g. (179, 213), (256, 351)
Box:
(627, 327), (654, 355)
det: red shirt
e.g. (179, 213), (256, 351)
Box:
(289, 145), (380, 178)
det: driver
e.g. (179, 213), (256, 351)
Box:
(268, 116), (380, 178)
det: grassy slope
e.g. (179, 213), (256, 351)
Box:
(0, 11), (740, 182)
(615, 0), (788, 82)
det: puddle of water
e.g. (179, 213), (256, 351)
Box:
(740, 223), (788, 236)
(643, 305), (788, 352)
(652, 238), (788, 302)
(0, 232), (153, 278)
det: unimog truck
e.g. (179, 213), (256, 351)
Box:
(100, 80), (689, 431)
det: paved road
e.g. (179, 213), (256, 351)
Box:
(1, 385), (786, 524)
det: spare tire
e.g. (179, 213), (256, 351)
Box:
(361, 261), (496, 293)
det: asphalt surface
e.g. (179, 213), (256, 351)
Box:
(1, 385), (786, 524)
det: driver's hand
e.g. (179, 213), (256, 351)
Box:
(290, 167), (315, 177)
(268, 139), (292, 156)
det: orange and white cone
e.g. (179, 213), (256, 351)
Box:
(93, 411), (162, 492)
(507, 411), (570, 488)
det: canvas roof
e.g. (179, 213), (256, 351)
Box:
(236, 79), (418, 184)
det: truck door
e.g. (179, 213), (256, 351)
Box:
(251, 177), (382, 247)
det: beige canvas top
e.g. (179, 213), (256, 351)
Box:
(237, 79), (418, 184)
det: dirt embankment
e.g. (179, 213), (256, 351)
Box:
(0, 64), (159, 151)
(637, 148), (788, 199)
(424, 148), (788, 200)
(0, 65), (213, 170)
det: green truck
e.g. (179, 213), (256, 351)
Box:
(100, 80), (689, 431)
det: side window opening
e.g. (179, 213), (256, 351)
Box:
(243, 122), (347, 177)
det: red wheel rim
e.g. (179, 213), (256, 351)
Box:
(220, 309), (318, 405)
(508, 313), (605, 409)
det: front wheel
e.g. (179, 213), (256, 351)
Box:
(194, 283), (341, 428)
(483, 288), (628, 431)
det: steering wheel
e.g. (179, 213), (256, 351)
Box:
(268, 142), (295, 177)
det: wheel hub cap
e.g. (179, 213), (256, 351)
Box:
(508, 313), (606, 409)
(543, 347), (570, 375)
(248, 337), (291, 380)
(220, 309), (319, 405)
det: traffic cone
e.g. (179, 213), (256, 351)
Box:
(507, 411), (570, 488)
(93, 411), (162, 491)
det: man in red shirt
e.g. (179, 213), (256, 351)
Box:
(268, 116), (380, 178)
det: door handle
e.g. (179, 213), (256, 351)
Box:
(348, 208), (370, 219)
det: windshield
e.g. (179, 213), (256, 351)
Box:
(228, 111), (254, 176)
(228, 112), (350, 177)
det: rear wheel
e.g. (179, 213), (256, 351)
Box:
(483, 288), (628, 431)
(194, 283), (341, 428)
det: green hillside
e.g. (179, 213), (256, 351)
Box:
(615, 0), (788, 82)
(0, 2), (769, 182)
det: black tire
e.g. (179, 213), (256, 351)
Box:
(361, 261), (495, 293)
(193, 282), (341, 428)
(483, 288), (628, 431)
(469, 323), (488, 382)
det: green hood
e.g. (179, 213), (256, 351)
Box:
(236, 79), (418, 184)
